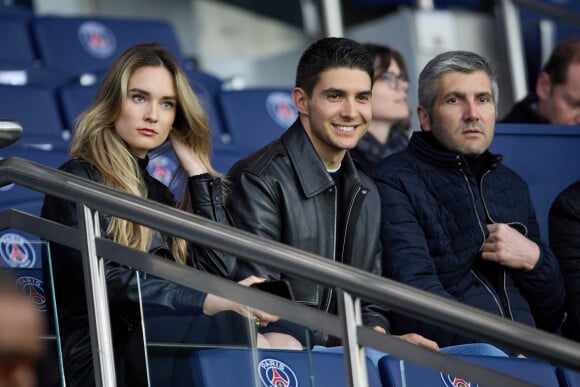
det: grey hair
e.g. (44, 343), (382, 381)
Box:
(418, 51), (498, 115)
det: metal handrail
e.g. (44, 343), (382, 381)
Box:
(2, 157), (579, 385)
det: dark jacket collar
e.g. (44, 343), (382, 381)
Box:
(409, 131), (501, 171)
(281, 119), (361, 198)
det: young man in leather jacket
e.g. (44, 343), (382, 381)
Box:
(226, 37), (438, 351)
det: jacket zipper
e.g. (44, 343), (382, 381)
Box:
(323, 184), (363, 314)
(479, 170), (515, 320)
(461, 169), (505, 317)
(323, 185), (339, 314)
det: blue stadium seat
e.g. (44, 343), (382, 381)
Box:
(490, 123), (580, 240)
(57, 81), (99, 131)
(0, 17), (37, 66)
(189, 348), (383, 386)
(378, 355), (560, 387)
(217, 88), (298, 153)
(31, 16), (184, 76)
(0, 85), (69, 150)
(0, 2), (33, 19)
(0, 229), (43, 270)
(0, 65), (71, 90)
(0, 267), (47, 315)
(557, 366), (580, 387)
(0, 148), (69, 209)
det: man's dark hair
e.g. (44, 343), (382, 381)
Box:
(543, 38), (580, 85)
(295, 37), (374, 97)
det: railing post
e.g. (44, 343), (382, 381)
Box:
(338, 290), (369, 387)
(77, 205), (117, 386)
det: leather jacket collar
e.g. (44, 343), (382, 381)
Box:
(281, 119), (362, 198)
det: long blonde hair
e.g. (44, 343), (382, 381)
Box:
(71, 42), (217, 264)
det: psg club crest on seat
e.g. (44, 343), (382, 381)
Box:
(78, 21), (117, 59)
(0, 232), (36, 268)
(148, 154), (178, 187)
(441, 373), (477, 387)
(258, 358), (298, 387)
(16, 276), (46, 312)
(266, 92), (298, 129)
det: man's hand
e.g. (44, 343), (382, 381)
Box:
(480, 223), (540, 271)
(395, 333), (440, 351)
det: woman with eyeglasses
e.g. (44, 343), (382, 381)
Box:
(350, 43), (411, 172)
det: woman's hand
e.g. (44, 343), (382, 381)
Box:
(169, 131), (208, 176)
(202, 276), (280, 327)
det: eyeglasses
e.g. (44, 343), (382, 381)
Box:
(380, 72), (409, 89)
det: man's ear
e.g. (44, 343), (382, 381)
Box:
(292, 87), (308, 115)
(536, 71), (551, 102)
(417, 106), (431, 132)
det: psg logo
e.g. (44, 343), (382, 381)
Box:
(258, 358), (298, 387)
(0, 233), (36, 268)
(148, 154), (177, 186)
(78, 21), (117, 59)
(441, 373), (477, 387)
(266, 92), (298, 129)
(16, 276), (46, 312)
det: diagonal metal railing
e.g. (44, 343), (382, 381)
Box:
(2, 156), (580, 386)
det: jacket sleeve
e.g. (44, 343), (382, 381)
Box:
(372, 172), (469, 346)
(549, 183), (580, 339)
(225, 169), (283, 281)
(43, 160), (207, 317)
(514, 189), (566, 332)
(187, 173), (237, 279)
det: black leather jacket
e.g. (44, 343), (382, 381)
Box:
(226, 121), (389, 337)
(41, 157), (235, 385)
(549, 180), (580, 341)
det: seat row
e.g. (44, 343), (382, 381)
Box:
(187, 347), (580, 386)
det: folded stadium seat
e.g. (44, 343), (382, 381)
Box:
(378, 355), (560, 387)
(0, 16), (37, 66)
(217, 88), (298, 155)
(557, 366), (580, 387)
(0, 85), (69, 151)
(188, 348), (383, 386)
(0, 64), (72, 91)
(31, 16), (184, 76)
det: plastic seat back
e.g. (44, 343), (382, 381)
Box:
(189, 348), (383, 387)
(379, 355), (560, 387)
(218, 88), (297, 153)
(31, 16), (183, 76)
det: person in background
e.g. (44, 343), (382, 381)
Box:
(0, 271), (43, 387)
(41, 42), (279, 387)
(501, 38), (580, 125)
(549, 180), (580, 342)
(350, 43), (410, 172)
(370, 50), (566, 354)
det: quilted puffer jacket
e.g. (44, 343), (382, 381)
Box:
(370, 131), (565, 348)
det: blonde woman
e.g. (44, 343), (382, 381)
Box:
(42, 43), (277, 386)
